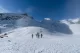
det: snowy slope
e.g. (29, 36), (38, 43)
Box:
(41, 18), (72, 34)
(67, 24), (80, 35)
(0, 26), (80, 53)
(60, 18), (80, 35)
(8, 27), (52, 38)
(0, 13), (80, 53)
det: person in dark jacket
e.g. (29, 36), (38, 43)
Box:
(32, 34), (34, 39)
(36, 32), (40, 38)
(41, 34), (43, 38)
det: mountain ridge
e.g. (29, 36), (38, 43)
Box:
(0, 13), (80, 34)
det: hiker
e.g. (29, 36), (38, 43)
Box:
(4, 33), (7, 35)
(36, 33), (38, 38)
(41, 34), (42, 38)
(36, 32), (40, 38)
(32, 34), (34, 38)
(0, 36), (3, 38)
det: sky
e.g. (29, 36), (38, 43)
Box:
(0, 0), (80, 20)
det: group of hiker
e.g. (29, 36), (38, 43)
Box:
(32, 32), (43, 39)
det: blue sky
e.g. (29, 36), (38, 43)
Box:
(0, 0), (79, 20)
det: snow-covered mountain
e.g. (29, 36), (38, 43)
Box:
(0, 23), (80, 53)
(61, 18), (80, 24)
(0, 13), (80, 35)
(0, 13), (34, 27)
(0, 13), (40, 33)
(60, 18), (80, 34)
(0, 13), (73, 34)
(0, 13), (80, 53)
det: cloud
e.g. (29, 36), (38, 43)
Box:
(0, 6), (10, 13)
(15, 7), (35, 14)
(0, 6), (22, 13)
(0, 6), (35, 13)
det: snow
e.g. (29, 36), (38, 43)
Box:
(68, 18), (80, 23)
(44, 18), (51, 20)
(0, 13), (80, 53)
(0, 26), (80, 53)
(0, 13), (72, 34)
(68, 24), (80, 35)
(61, 18), (80, 24)
(60, 20), (70, 24)
(61, 19), (80, 35)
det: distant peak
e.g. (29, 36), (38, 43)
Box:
(68, 18), (80, 22)
(44, 18), (51, 20)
